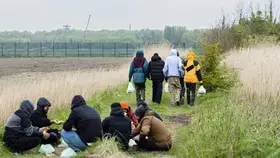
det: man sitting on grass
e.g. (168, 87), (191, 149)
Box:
(31, 97), (63, 145)
(62, 95), (103, 152)
(3, 100), (55, 155)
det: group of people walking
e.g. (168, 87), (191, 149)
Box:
(129, 48), (203, 106)
(3, 96), (171, 154)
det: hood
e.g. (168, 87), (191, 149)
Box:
(135, 105), (148, 117)
(169, 49), (177, 56)
(151, 53), (161, 61)
(136, 50), (144, 56)
(110, 103), (124, 117)
(71, 95), (86, 110)
(37, 97), (51, 111)
(187, 52), (196, 60)
(120, 101), (129, 110)
(20, 100), (35, 117)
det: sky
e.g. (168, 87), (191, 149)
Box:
(0, 0), (279, 32)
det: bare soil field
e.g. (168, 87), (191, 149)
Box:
(0, 57), (131, 77)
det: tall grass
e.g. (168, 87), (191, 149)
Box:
(0, 45), (171, 124)
(171, 44), (280, 157)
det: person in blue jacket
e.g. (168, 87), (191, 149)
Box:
(129, 50), (148, 104)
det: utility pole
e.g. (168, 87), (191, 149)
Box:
(84, 15), (91, 38)
(129, 24), (131, 31)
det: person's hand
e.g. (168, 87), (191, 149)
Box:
(43, 132), (50, 140)
(39, 127), (49, 132)
(131, 122), (135, 130)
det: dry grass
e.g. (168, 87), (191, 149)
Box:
(0, 45), (171, 124)
(225, 44), (280, 96)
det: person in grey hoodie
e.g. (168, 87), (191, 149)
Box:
(3, 100), (53, 154)
(163, 49), (184, 106)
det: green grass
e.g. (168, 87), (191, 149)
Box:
(1, 80), (278, 157)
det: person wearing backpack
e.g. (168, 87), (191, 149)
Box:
(183, 50), (203, 106)
(129, 50), (149, 104)
(177, 52), (186, 105)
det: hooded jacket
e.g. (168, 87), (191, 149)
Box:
(3, 100), (43, 144)
(136, 102), (163, 122)
(30, 98), (52, 128)
(183, 52), (203, 83)
(102, 103), (131, 150)
(148, 53), (165, 81)
(63, 95), (102, 143)
(163, 49), (184, 78)
(131, 111), (172, 147)
(129, 50), (149, 84)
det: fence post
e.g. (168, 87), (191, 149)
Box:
(126, 43), (128, 57)
(1, 43), (3, 57)
(40, 43), (42, 57)
(77, 42), (80, 58)
(89, 43), (92, 57)
(14, 42), (17, 57)
(27, 43), (30, 57)
(65, 42), (67, 57)
(102, 43), (104, 57)
(114, 43), (116, 57)
(183, 42), (186, 51)
(52, 42), (55, 57)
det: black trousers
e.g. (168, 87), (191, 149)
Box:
(186, 83), (196, 106)
(5, 136), (41, 153)
(41, 129), (61, 145)
(152, 80), (163, 104)
(136, 137), (171, 151)
(180, 78), (185, 99)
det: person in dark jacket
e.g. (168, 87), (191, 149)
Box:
(102, 103), (131, 150)
(129, 50), (149, 104)
(62, 95), (103, 152)
(136, 102), (163, 122)
(30, 97), (61, 145)
(177, 52), (186, 105)
(148, 53), (165, 104)
(3, 100), (54, 154)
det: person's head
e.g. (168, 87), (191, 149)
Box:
(37, 97), (51, 113)
(136, 101), (148, 108)
(20, 100), (35, 117)
(170, 49), (177, 56)
(187, 51), (196, 60)
(71, 95), (86, 110)
(136, 50), (144, 57)
(110, 102), (124, 116)
(120, 101), (129, 113)
(135, 105), (148, 122)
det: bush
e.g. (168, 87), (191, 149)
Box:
(199, 43), (237, 91)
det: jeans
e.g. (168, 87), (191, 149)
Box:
(61, 130), (87, 152)
(152, 80), (163, 104)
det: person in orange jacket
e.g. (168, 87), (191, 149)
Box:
(183, 50), (203, 106)
(120, 101), (138, 128)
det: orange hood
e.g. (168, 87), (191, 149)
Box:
(187, 52), (196, 60)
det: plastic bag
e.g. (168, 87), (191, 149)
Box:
(126, 82), (135, 93)
(60, 148), (77, 158)
(164, 83), (169, 93)
(58, 138), (68, 148)
(39, 144), (55, 154)
(129, 139), (137, 147)
(197, 85), (206, 96)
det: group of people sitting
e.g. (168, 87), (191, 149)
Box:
(3, 95), (172, 154)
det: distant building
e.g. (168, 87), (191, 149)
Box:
(63, 25), (71, 30)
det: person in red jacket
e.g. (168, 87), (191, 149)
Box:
(120, 101), (138, 128)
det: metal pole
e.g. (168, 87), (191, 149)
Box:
(14, 42), (17, 57)
(27, 43), (30, 57)
(40, 43), (42, 57)
(114, 43), (116, 57)
(77, 42), (80, 58)
(102, 43), (104, 57)
(1, 43), (3, 57)
(53, 42), (55, 57)
(126, 43), (128, 57)
(65, 42), (67, 57)
(89, 43), (92, 57)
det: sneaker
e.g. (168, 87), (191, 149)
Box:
(176, 101), (180, 106)
(180, 97), (185, 105)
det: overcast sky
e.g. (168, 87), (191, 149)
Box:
(0, 0), (279, 32)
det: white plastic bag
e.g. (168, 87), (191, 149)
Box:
(164, 83), (169, 93)
(198, 85), (206, 96)
(126, 82), (135, 93)
(60, 148), (77, 158)
(129, 139), (137, 147)
(58, 138), (68, 148)
(39, 144), (55, 154)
